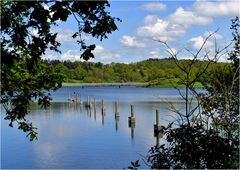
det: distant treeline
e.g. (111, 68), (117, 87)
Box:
(45, 58), (227, 87)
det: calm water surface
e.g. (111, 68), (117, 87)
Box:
(1, 86), (202, 169)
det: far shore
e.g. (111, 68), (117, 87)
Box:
(62, 82), (149, 87)
(62, 82), (203, 88)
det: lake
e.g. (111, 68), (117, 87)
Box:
(1, 86), (201, 169)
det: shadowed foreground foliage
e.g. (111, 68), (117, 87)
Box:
(1, 0), (120, 140)
(145, 125), (238, 169)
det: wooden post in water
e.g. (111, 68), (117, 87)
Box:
(115, 101), (119, 117)
(115, 115), (119, 132)
(154, 109), (162, 135)
(94, 98), (96, 120)
(128, 105), (135, 125)
(94, 98), (96, 109)
(129, 105), (135, 122)
(131, 105), (134, 117)
(101, 99), (105, 115)
(101, 106), (105, 126)
(156, 133), (160, 147)
(153, 109), (163, 146)
(127, 105), (135, 140)
(85, 96), (89, 108)
(131, 124), (135, 140)
(88, 96), (90, 107)
(156, 109), (159, 126)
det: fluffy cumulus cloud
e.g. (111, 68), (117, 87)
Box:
(141, 2), (166, 11)
(137, 15), (185, 41)
(53, 29), (75, 42)
(188, 36), (214, 49)
(92, 45), (121, 62)
(188, 31), (224, 50)
(194, 0), (240, 17)
(136, 1), (235, 42)
(137, 5), (214, 41)
(168, 7), (213, 26)
(43, 50), (82, 61)
(120, 35), (145, 48)
(141, 48), (161, 60)
(43, 45), (122, 63)
(93, 45), (104, 53)
(51, 28), (89, 43)
(60, 50), (82, 61)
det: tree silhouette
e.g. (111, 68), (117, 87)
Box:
(1, 1), (120, 140)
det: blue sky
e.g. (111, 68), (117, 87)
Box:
(43, 0), (239, 63)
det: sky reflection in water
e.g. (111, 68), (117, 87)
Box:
(1, 86), (201, 168)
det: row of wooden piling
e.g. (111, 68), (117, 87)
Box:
(68, 93), (162, 138)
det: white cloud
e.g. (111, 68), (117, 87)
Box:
(43, 50), (82, 61)
(141, 2), (166, 11)
(43, 45), (122, 63)
(94, 45), (104, 53)
(194, 0), (240, 17)
(60, 47), (121, 62)
(168, 7), (213, 26)
(144, 15), (158, 25)
(52, 28), (89, 43)
(138, 16), (168, 36)
(92, 45), (122, 63)
(120, 35), (145, 48)
(136, 5), (217, 42)
(145, 48), (165, 59)
(53, 29), (75, 42)
(149, 50), (161, 58)
(137, 15), (185, 41)
(61, 50), (82, 61)
(166, 48), (177, 56)
(42, 54), (58, 60)
(203, 31), (224, 39)
(188, 36), (214, 49)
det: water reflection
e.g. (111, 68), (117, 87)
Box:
(115, 115), (119, 132)
(128, 120), (135, 141)
(3, 98), (191, 169)
(40, 100), (182, 140)
(101, 110), (105, 126)
(94, 107), (96, 121)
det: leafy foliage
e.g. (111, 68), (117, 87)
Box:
(1, 1), (120, 140)
(146, 125), (238, 169)
(132, 17), (239, 169)
(47, 58), (226, 87)
(199, 17), (239, 141)
(128, 160), (140, 170)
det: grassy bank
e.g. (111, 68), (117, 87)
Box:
(62, 82), (149, 87)
(63, 78), (204, 88)
(147, 78), (204, 88)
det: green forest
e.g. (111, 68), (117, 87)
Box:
(46, 58), (227, 87)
